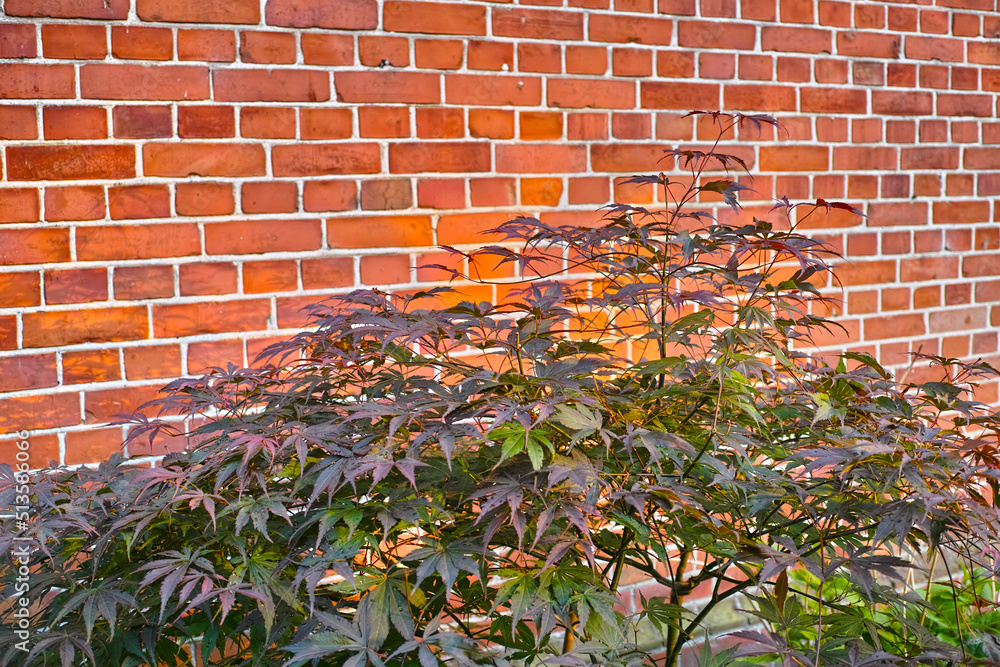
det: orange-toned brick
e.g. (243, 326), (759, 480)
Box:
(176, 182), (235, 217)
(113, 265), (174, 300)
(124, 344), (182, 380)
(244, 260), (298, 293)
(179, 262), (238, 296)
(303, 180), (358, 212)
(45, 268), (108, 305)
(111, 26), (172, 60)
(108, 185), (171, 220)
(43, 106), (107, 140)
(61, 348), (121, 384)
(242, 181), (298, 214)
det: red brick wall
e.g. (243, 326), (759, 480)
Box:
(1, 0), (999, 466)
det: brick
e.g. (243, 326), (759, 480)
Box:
(45, 268), (107, 305)
(242, 182), (298, 213)
(589, 14), (672, 45)
(521, 177), (562, 206)
(437, 212), (518, 245)
(0, 64), (75, 99)
(43, 106), (107, 140)
(493, 8), (584, 40)
(359, 35), (410, 67)
(520, 112), (562, 140)
(44, 186), (105, 222)
(612, 112), (650, 139)
(446, 74), (542, 106)
(303, 180), (358, 212)
(969, 42), (1000, 66)
(965, 148), (1000, 170)
(179, 262), (237, 296)
(416, 39), (464, 69)
(111, 26), (173, 61)
(0, 317), (15, 351)
(416, 108), (464, 139)
(933, 201), (990, 225)
(240, 31), (296, 64)
(865, 202), (928, 227)
(176, 182), (234, 217)
(471, 177), (516, 206)
(937, 94), (993, 118)
(836, 31), (899, 58)
(864, 313), (924, 340)
(204, 219), (323, 254)
(327, 215), (432, 248)
(800, 88), (867, 115)
(138, 0), (260, 23)
(302, 34), (354, 66)
(641, 82), (719, 109)
(0, 432), (60, 468)
(929, 307), (987, 334)
(906, 36), (964, 63)
(144, 143), (265, 177)
(302, 257), (354, 289)
(153, 300), (271, 337)
(178, 29), (236, 62)
(724, 84), (796, 112)
(85, 385), (163, 424)
(112, 105), (172, 139)
(871, 91), (933, 115)
(7, 145), (134, 181)
(470, 109), (514, 139)
(114, 266), (174, 300)
(389, 142), (490, 173)
(6, 0), (127, 19)
(761, 26), (832, 53)
(273, 143), (380, 176)
(965, 255), (1000, 277)
(42, 24), (106, 59)
(359, 107), (410, 138)
(361, 179), (413, 210)
(301, 108), (353, 140)
(833, 147), (897, 171)
(0, 355), (57, 392)
(77, 224), (200, 261)
(360, 255), (410, 286)
(548, 78), (635, 109)
(0, 272), (40, 308)
(702, 53), (737, 79)
(81, 64), (210, 101)
(0, 229), (70, 265)
(244, 260), (298, 293)
(0, 106), (37, 139)
(417, 179), (465, 209)
(265, 0), (377, 29)
(214, 69), (330, 102)
(336, 71), (438, 104)
(519, 43), (561, 73)
(0, 24), (36, 58)
(497, 145), (586, 173)
(901, 147), (959, 170)
(760, 146), (828, 172)
(384, 1), (487, 35)
(241, 107), (296, 139)
(567, 45), (608, 75)
(107, 185), (170, 221)
(24, 307), (148, 347)
(124, 344), (182, 380)
(901, 257), (958, 283)
(853, 62), (884, 86)
(0, 393), (80, 433)
(568, 176), (610, 205)
(591, 144), (662, 172)
(678, 20), (754, 49)
(0, 189), (40, 223)
(468, 40), (514, 71)
(188, 340), (245, 374)
(612, 48), (652, 77)
(178, 105), (235, 138)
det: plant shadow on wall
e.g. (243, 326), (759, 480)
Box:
(3, 112), (1000, 667)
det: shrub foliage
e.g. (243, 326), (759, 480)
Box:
(3, 112), (1000, 667)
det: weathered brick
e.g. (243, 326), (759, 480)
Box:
(7, 145), (135, 181)
(24, 307), (148, 347)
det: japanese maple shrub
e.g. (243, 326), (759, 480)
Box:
(3, 112), (1000, 667)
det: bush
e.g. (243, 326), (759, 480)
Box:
(3, 112), (1000, 667)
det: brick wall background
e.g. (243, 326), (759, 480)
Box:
(1, 0), (999, 468)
